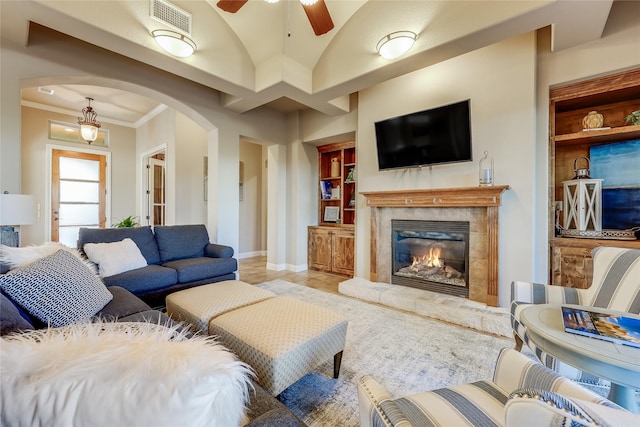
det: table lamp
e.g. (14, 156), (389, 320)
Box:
(0, 193), (37, 247)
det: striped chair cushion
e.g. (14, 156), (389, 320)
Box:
(581, 247), (640, 312)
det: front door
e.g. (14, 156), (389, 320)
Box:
(51, 149), (106, 247)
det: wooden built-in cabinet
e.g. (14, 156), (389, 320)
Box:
(549, 68), (640, 288)
(308, 141), (355, 276)
(308, 226), (354, 276)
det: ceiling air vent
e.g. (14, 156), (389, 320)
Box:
(150, 0), (192, 34)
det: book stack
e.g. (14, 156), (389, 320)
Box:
(320, 181), (332, 200)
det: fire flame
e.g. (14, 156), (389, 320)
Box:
(411, 246), (443, 269)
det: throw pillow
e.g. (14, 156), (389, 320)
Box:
(83, 238), (148, 278)
(0, 242), (79, 269)
(0, 321), (253, 427)
(0, 250), (113, 327)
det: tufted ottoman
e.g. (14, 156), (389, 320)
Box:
(166, 280), (348, 396)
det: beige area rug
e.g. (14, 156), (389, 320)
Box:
(339, 277), (512, 338)
(258, 280), (514, 427)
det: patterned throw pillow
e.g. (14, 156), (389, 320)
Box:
(0, 250), (113, 327)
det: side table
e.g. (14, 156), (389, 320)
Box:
(520, 303), (640, 413)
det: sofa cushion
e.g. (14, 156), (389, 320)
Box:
(78, 226), (161, 265)
(83, 238), (148, 278)
(101, 265), (177, 295)
(0, 250), (113, 327)
(154, 224), (210, 263)
(162, 257), (238, 284)
(0, 321), (253, 427)
(0, 292), (34, 335)
(94, 286), (152, 321)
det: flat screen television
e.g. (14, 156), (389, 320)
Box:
(374, 99), (472, 170)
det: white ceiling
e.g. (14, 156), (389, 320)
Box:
(4, 0), (617, 126)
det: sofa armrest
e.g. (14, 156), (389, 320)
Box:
(356, 376), (396, 427)
(205, 243), (234, 259)
(505, 390), (634, 427)
(511, 280), (581, 305)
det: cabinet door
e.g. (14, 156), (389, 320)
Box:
(308, 227), (332, 272)
(551, 245), (593, 289)
(331, 230), (354, 276)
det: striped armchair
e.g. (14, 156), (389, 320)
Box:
(357, 348), (636, 427)
(511, 246), (640, 383)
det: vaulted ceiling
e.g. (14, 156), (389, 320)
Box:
(2, 0), (615, 124)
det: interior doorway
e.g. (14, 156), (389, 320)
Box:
(144, 149), (166, 226)
(239, 140), (266, 258)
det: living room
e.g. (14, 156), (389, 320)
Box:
(2, 1), (638, 309)
(2, 1), (640, 425)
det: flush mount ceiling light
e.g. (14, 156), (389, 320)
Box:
(77, 97), (101, 144)
(376, 31), (417, 60)
(152, 29), (196, 58)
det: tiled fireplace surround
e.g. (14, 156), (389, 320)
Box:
(362, 186), (509, 307)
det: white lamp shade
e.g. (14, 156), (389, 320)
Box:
(152, 30), (196, 58)
(80, 124), (99, 142)
(0, 194), (37, 226)
(377, 31), (417, 60)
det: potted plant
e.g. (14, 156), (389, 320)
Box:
(625, 110), (640, 126)
(112, 215), (140, 228)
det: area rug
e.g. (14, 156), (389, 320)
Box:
(257, 279), (514, 427)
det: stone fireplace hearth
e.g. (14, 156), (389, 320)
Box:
(361, 186), (509, 307)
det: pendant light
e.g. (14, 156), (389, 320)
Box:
(77, 97), (101, 144)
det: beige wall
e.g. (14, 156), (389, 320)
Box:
(356, 32), (537, 307)
(175, 112), (208, 225)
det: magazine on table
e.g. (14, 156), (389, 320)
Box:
(561, 306), (640, 349)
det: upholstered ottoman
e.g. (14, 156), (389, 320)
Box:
(165, 280), (348, 396)
(210, 295), (348, 395)
(165, 280), (276, 333)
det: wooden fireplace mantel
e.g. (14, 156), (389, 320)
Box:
(361, 185), (510, 208)
(361, 185), (510, 307)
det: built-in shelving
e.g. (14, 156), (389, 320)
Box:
(549, 68), (640, 288)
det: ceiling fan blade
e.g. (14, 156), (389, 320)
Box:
(301, 0), (334, 36)
(216, 0), (248, 13)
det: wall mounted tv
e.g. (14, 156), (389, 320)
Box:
(374, 99), (472, 170)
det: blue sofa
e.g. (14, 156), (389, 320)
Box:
(78, 224), (237, 307)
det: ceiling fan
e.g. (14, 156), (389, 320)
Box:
(216, 0), (334, 36)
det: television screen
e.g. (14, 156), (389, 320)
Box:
(374, 100), (472, 170)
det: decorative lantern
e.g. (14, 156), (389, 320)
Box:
(563, 179), (603, 231)
(478, 151), (493, 186)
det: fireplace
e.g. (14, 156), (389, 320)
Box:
(392, 220), (470, 298)
(362, 186), (509, 306)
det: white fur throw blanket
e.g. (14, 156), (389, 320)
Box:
(1, 321), (253, 427)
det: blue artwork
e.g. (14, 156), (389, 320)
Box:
(590, 140), (640, 230)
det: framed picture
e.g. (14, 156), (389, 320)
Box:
(324, 206), (340, 222)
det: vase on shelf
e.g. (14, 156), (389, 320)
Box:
(330, 158), (340, 177)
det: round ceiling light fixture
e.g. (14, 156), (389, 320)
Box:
(152, 29), (196, 58)
(376, 31), (417, 60)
